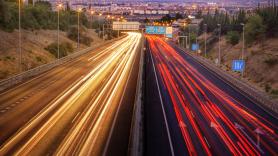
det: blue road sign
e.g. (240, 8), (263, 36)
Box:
(166, 34), (173, 38)
(191, 44), (199, 51)
(146, 26), (166, 35)
(232, 60), (245, 72)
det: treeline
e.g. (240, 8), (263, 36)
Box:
(200, 5), (278, 45)
(0, 0), (89, 32)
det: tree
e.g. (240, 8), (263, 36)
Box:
(226, 31), (240, 45)
(0, 0), (10, 25)
(196, 10), (202, 19)
(143, 17), (150, 24)
(245, 15), (266, 44)
(175, 13), (183, 20)
(161, 14), (172, 23)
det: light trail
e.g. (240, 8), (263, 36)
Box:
(0, 32), (142, 155)
(147, 35), (278, 156)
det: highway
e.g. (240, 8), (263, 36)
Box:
(144, 35), (278, 156)
(0, 32), (142, 155)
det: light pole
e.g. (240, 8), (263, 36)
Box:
(188, 24), (191, 49)
(117, 17), (120, 38)
(204, 24), (207, 57)
(90, 10), (94, 29)
(217, 24), (221, 66)
(57, 3), (62, 59)
(77, 8), (81, 50)
(103, 24), (105, 40)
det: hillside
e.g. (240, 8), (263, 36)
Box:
(0, 29), (103, 80)
(206, 36), (278, 98)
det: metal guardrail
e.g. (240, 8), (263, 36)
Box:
(176, 44), (278, 116)
(0, 37), (125, 93)
(128, 34), (145, 156)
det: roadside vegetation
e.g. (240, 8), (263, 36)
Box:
(0, 0), (106, 79)
(196, 5), (278, 97)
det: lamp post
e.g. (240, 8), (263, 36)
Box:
(188, 24), (191, 49)
(117, 17), (120, 38)
(90, 10), (94, 29)
(57, 3), (62, 59)
(77, 8), (81, 50)
(217, 24), (221, 66)
(204, 24), (207, 57)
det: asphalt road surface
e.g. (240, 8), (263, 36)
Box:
(144, 35), (278, 156)
(0, 32), (142, 156)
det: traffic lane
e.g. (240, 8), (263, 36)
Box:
(67, 33), (143, 156)
(169, 44), (278, 146)
(1, 35), (133, 150)
(170, 54), (278, 154)
(152, 40), (211, 155)
(170, 42), (278, 122)
(153, 39), (247, 155)
(23, 55), (127, 155)
(0, 43), (118, 144)
(147, 36), (277, 155)
(160, 39), (276, 155)
(6, 33), (142, 156)
(146, 38), (190, 156)
(103, 36), (142, 156)
(144, 43), (175, 156)
(0, 48), (121, 154)
(0, 39), (120, 106)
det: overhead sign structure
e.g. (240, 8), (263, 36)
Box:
(232, 60), (245, 72)
(191, 43), (199, 51)
(112, 22), (140, 31)
(146, 26), (166, 35)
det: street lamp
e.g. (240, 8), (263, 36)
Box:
(57, 3), (62, 59)
(217, 24), (221, 66)
(117, 17), (120, 38)
(77, 8), (82, 50)
(188, 24), (191, 49)
(90, 10), (94, 29)
(204, 24), (207, 57)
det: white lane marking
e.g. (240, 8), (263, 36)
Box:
(102, 34), (141, 156)
(204, 136), (210, 148)
(72, 112), (81, 123)
(150, 48), (175, 156)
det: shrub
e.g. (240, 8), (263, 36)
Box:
(36, 56), (43, 62)
(245, 15), (266, 44)
(271, 89), (278, 95)
(264, 58), (278, 67)
(226, 31), (240, 45)
(67, 26), (93, 46)
(45, 42), (73, 58)
(265, 84), (271, 93)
